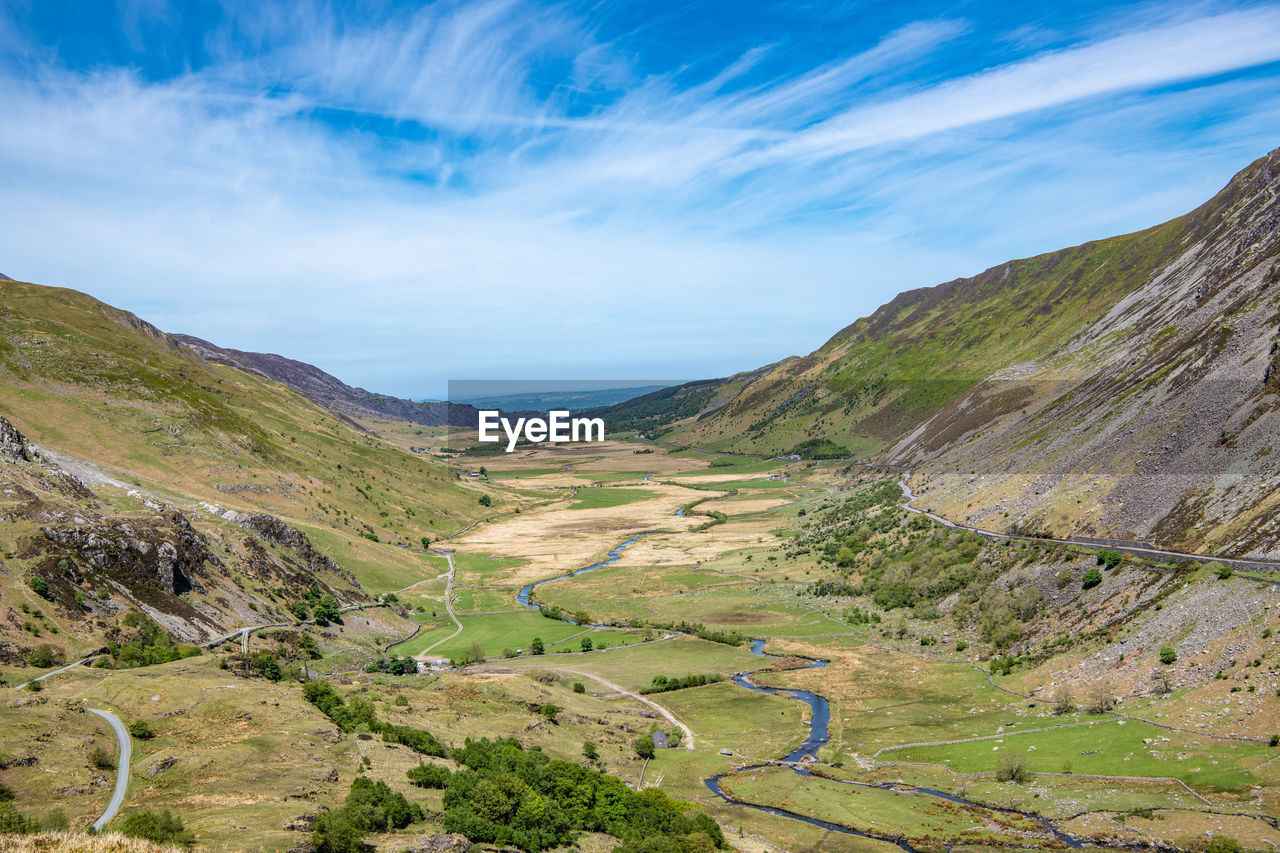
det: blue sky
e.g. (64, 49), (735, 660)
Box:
(1, 1), (1279, 398)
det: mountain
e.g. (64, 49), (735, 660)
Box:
(614, 146), (1280, 554)
(0, 279), (491, 649)
(172, 334), (479, 428)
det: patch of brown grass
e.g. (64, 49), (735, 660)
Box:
(0, 832), (181, 853)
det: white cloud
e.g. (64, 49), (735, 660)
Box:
(0, 2), (1278, 395)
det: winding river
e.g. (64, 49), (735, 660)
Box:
(704, 641), (1087, 851)
(516, 534), (653, 609)
(508, 491), (1088, 849)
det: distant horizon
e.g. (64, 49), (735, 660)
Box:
(3, 2), (1280, 398)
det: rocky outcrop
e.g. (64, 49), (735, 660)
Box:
(38, 510), (215, 595)
(0, 415), (34, 462)
(242, 513), (358, 588)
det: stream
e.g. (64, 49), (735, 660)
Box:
(516, 534), (653, 608)
(703, 641), (1087, 851)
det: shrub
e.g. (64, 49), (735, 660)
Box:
(530, 637), (544, 655)
(634, 735), (656, 760)
(1081, 567), (1103, 589)
(393, 694), (410, 707)
(1269, 734), (1278, 747)
(573, 682), (585, 694)
(90, 745), (115, 770)
(406, 762), (451, 789)
(1204, 837), (1243, 853)
(540, 703), (559, 723)
(0, 804), (38, 834)
(1216, 564), (1234, 580)
(128, 720), (156, 740)
(583, 741), (599, 760)
(25, 644), (64, 668)
(27, 577), (49, 599)
(994, 754), (1034, 784)
(1159, 646), (1177, 665)
(382, 724), (447, 757)
(120, 809), (194, 847)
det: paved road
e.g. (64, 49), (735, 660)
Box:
(87, 708), (131, 831)
(416, 551), (461, 659)
(11, 654), (104, 691)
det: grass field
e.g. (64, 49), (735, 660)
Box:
(569, 487), (658, 510)
(389, 611), (589, 659)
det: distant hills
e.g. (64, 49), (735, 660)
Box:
(173, 334), (479, 428)
(454, 384), (674, 413)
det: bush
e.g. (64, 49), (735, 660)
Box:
(128, 720), (156, 740)
(0, 804), (38, 834)
(382, 723), (447, 757)
(1204, 837), (1243, 853)
(1081, 567), (1103, 589)
(407, 762), (451, 789)
(634, 735), (656, 760)
(1159, 646), (1177, 665)
(530, 637), (544, 655)
(1269, 734), (1278, 747)
(994, 754), (1034, 784)
(540, 703), (559, 723)
(90, 745), (115, 770)
(25, 644), (64, 669)
(120, 809), (194, 847)
(573, 682), (585, 694)
(1216, 564), (1234, 580)
(27, 577), (50, 599)
(583, 740), (599, 760)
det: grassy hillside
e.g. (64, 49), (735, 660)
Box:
(624, 148), (1279, 461)
(0, 280), (487, 544)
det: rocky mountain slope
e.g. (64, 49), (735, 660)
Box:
(0, 279), (492, 653)
(614, 146), (1280, 555)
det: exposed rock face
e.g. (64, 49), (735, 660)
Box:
(889, 147), (1280, 555)
(283, 813), (316, 831)
(38, 510), (215, 595)
(0, 415), (33, 462)
(241, 513), (359, 590)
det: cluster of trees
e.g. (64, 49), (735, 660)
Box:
(787, 480), (1065, 649)
(640, 674), (723, 695)
(381, 723), (447, 756)
(314, 777), (422, 853)
(105, 613), (202, 669)
(364, 655), (418, 675)
(441, 737), (726, 853)
(303, 680), (380, 732)
(303, 681), (446, 759)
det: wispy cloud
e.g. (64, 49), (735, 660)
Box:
(0, 0), (1277, 395)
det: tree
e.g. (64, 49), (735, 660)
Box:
(292, 601), (309, 621)
(25, 644), (64, 668)
(1085, 682), (1115, 714)
(128, 720), (156, 740)
(478, 495), (492, 507)
(313, 594), (341, 625)
(90, 745), (115, 770)
(461, 642), (485, 665)
(120, 809), (194, 847)
(580, 637), (593, 652)
(28, 577), (49, 599)
(634, 735), (656, 760)
(1159, 646), (1177, 665)
(1052, 684), (1075, 716)
(582, 741), (599, 760)
(420, 536), (431, 549)
(573, 682), (585, 694)
(994, 753), (1033, 784)
(1081, 567), (1103, 589)
(540, 703), (559, 724)
(1204, 837), (1243, 853)
(530, 637), (544, 655)
(407, 762), (450, 789)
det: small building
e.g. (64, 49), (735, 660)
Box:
(651, 731), (670, 750)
